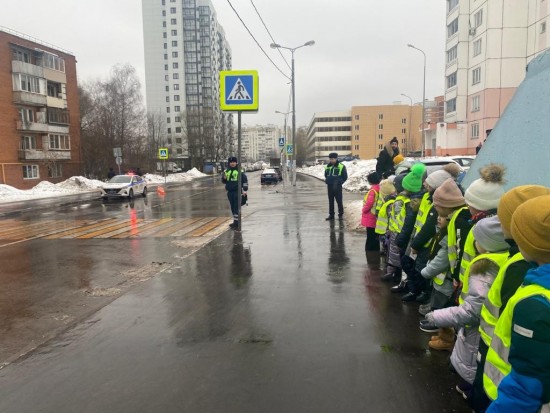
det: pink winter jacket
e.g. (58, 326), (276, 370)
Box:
(361, 184), (380, 228)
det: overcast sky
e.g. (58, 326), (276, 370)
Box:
(2, 0), (446, 127)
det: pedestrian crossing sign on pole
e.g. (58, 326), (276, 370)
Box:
(286, 144), (294, 156)
(279, 137), (285, 147)
(158, 148), (168, 159)
(220, 70), (259, 111)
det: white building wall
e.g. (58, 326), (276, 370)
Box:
(306, 110), (351, 162)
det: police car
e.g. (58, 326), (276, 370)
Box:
(100, 174), (148, 199)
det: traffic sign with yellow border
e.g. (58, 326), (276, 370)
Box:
(158, 148), (169, 159)
(220, 70), (259, 111)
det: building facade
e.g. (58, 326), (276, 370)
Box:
(0, 27), (81, 190)
(350, 104), (422, 160)
(241, 125), (281, 163)
(442, 0), (549, 155)
(306, 111), (352, 163)
(142, 0), (233, 168)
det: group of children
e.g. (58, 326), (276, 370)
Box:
(361, 159), (550, 412)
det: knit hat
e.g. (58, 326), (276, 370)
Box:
(328, 152), (338, 159)
(473, 216), (509, 252)
(393, 154), (405, 165)
(510, 195), (550, 263)
(433, 178), (465, 208)
(402, 163), (426, 192)
(367, 171), (381, 185)
(425, 169), (452, 190)
(464, 164), (506, 211)
(442, 163), (462, 179)
(393, 174), (405, 193)
(228, 156), (238, 163)
(379, 179), (396, 198)
(498, 185), (550, 234)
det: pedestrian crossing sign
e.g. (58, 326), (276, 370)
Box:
(279, 137), (285, 147)
(158, 148), (168, 159)
(286, 144), (294, 156)
(220, 70), (259, 111)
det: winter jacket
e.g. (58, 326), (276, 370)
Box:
(375, 141), (399, 177)
(412, 204), (438, 271)
(421, 234), (454, 297)
(361, 184), (380, 228)
(394, 159), (412, 176)
(486, 263), (550, 413)
(324, 162), (348, 187)
(395, 190), (425, 249)
(429, 258), (500, 384)
(222, 168), (248, 192)
(499, 241), (532, 315)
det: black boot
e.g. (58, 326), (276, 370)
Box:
(229, 220), (239, 229)
(390, 279), (408, 293)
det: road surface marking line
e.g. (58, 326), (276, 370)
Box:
(76, 220), (143, 239)
(45, 219), (118, 239)
(190, 217), (229, 236)
(146, 218), (202, 237)
(169, 218), (215, 237)
(111, 218), (173, 239)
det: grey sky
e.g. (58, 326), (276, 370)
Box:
(2, 0), (445, 127)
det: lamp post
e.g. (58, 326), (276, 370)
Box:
(275, 110), (291, 182)
(407, 44), (426, 157)
(271, 40), (315, 186)
(400, 93), (412, 154)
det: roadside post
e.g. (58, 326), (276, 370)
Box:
(113, 147), (122, 175)
(278, 136), (286, 186)
(158, 147), (169, 185)
(220, 70), (259, 231)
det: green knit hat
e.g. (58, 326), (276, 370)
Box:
(402, 163), (426, 192)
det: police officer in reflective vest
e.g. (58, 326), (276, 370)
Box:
(324, 152), (348, 221)
(222, 156), (248, 229)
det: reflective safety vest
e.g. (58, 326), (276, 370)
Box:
(459, 251), (508, 305)
(325, 163), (344, 176)
(413, 192), (433, 247)
(447, 206), (469, 271)
(388, 195), (410, 234)
(375, 191), (385, 214)
(479, 252), (525, 347)
(224, 169), (240, 181)
(363, 188), (380, 215)
(375, 199), (395, 235)
(427, 235), (447, 286)
(483, 284), (550, 404)
(459, 230), (477, 283)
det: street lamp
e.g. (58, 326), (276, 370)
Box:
(275, 110), (291, 182)
(271, 40), (315, 186)
(407, 44), (426, 157)
(400, 93), (412, 155)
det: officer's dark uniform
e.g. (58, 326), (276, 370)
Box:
(324, 153), (348, 220)
(222, 157), (248, 228)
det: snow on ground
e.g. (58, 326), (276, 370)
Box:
(0, 168), (208, 204)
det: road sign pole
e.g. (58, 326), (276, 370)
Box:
(237, 111), (242, 231)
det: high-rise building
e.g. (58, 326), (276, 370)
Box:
(441, 0), (549, 155)
(241, 125), (282, 163)
(0, 27), (81, 190)
(142, 0), (233, 169)
(306, 111), (352, 163)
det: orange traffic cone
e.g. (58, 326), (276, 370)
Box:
(156, 186), (165, 196)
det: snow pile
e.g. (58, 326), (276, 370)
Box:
(298, 159), (378, 193)
(144, 168), (207, 184)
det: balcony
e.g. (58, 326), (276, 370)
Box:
(12, 60), (44, 78)
(16, 121), (69, 134)
(18, 149), (71, 161)
(13, 91), (47, 106)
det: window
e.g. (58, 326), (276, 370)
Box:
(378, 124), (383, 130)
(43, 53), (65, 72)
(23, 165), (39, 179)
(163, 32), (167, 38)
(173, 62), (179, 69)
(174, 95), (180, 101)
(164, 43), (167, 49)
(378, 114), (383, 120)
(446, 98), (457, 113)
(48, 163), (62, 178)
(166, 107), (170, 113)
(174, 105), (180, 112)
(20, 108), (35, 123)
(176, 138), (182, 144)
(165, 75), (169, 81)
(171, 29), (177, 35)
(471, 95), (480, 112)
(164, 53), (168, 60)
(172, 41), (178, 47)
(354, 125), (359, 130)
(378, 134), (383, 140)
(176, 127), (182, 133)
(172, 51), (178, 57)
(473, 39), (482, 56)
(472, 67), (481, 85)
(162, 10), (166, 17)
(354, 115), (359, 120)
(177, 148), (183, 154)
(165, 64), (168, 70)
(447, 72), (457, 88)
(173, 73), (179, 79)
(447, 45), (457, 63)
(165, 86), (169, 91)
(166, 117), (171, 123)
(161, 0), (165, 4)
(474, 9), (483, 28)
(170, 7), (176, 13)
(167, 128), (171, 134)
(19, 74), (41, 93)
(402, 118), (407, 124)
(401, 128), (406, 134)
(163, 21), (166, 27)
(541, 21), (547, 33)
(166, 96), (170, 102)
(21, 135), (36, 150)
(471, 123), (480, 139)
(173, 84), (179, 90)
(447, 18), (459, 37)
(49, 134), (70, 150)
(447, 0), (459, 12)
(175, 116), (181, 122)
(171, 18), (177, 24)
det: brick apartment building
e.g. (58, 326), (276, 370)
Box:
(0, 27), (81, 190)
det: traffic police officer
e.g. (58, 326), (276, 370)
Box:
(324, 152), (348, 221)
(222, 156), (248, 229)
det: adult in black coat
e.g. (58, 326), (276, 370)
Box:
(376, 137), (400, 178)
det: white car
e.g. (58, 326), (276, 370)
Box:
(419, 157), (464, 175)
(101, 175), (148, 199)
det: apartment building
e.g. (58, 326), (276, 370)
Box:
(0, 27), (80, 190)
(442, 0), (549, 155)
(241, 125), (282, 163)
(306, 111), (352, 163)
(350, 104), (422, 160)
(142, 0), (233, 167)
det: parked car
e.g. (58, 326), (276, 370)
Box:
(272, 166), (283, 181)
(419, 157), (464, 175)
(452, 156), (475, 171)
(101, 174), (148, 199)
(260, 169), (279, 185)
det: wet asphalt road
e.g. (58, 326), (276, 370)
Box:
(0, 173), (469, 412)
